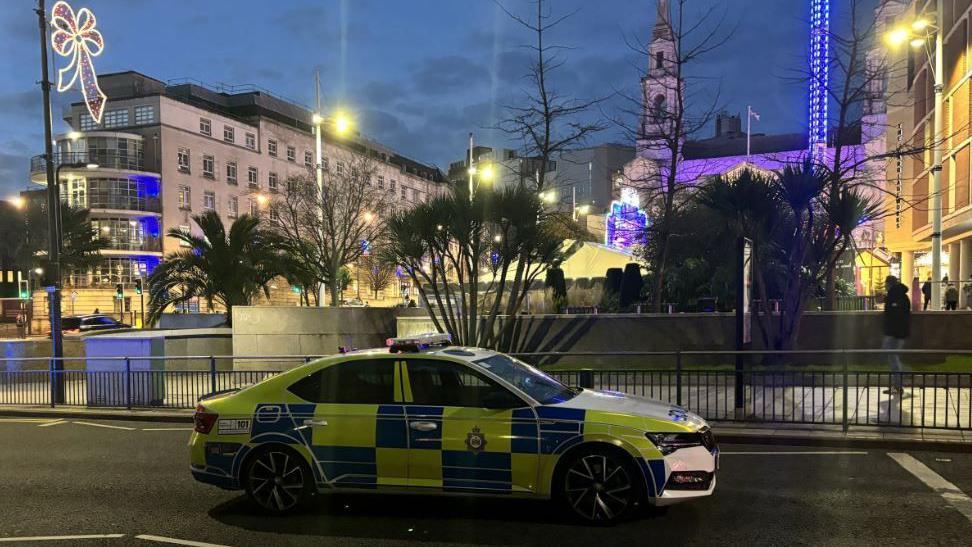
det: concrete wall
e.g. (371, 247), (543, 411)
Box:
(231, 306), (426, 370)
(398, 311), (972, 366)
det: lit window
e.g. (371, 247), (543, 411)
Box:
(268, 139), (277, 157)
(203, 191), (216, 211)
(102, 109), (129, 128)
(269, 172), (278, 191)
(247, 166), (258, 187)
(134, 105), (154, 125)
(79, 113), (96, 131)
(228, 196), (238, 218)
(202, 155), (215, 178)
(178, 186), (191, 210)
(223, 125), (234, 143)
(199, 118), (211, 136)
(245, 132), (256, 150)
(226, 161), (237, 185)
(287, 145), (296, 162)
(177, 148), (190, 173)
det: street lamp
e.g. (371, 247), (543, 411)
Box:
(885, 6), (943, 309)
(7, 196), (26, 209)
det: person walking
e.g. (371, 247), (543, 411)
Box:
(882, 275), (911, 396)
(945, 282), (959, 311)
(921, 275), (932, 310)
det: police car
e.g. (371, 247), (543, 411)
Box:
(189, 334), (717, 523)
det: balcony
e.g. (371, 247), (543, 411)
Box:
(102, 237), (163, 253)
(30, 150), (149, 175)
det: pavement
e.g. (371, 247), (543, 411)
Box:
(0, 417), (971, 545)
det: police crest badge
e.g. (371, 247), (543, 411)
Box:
(465, 426), (487, 453)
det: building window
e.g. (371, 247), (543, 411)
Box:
(269, 171), (278, 191)
(178, 225), (191, 247)
(323, 158), (329, 171)
(247, 166), (258, 187)
(401, 186), (407, 200)
(178, 186), (191, 210)
(304, 151), (313, 167)
(102, 109), (129, 129)
(223, 125), (234, 143)
(412, 189), (420, 202)
(177, 148), (190, 173)
(203, 191), (216, 211)
(199, 118), (212, 136)
(226, 161), (237, 185)
(245, 132), (256, 150)
(269, 209), (280, 221)
(227, 196), (238, 218)
(337, 162), (345, 174)
(389, 179), (396, 192)
(134, 105), (154, 125)
(202, 154), (215, 179)
(248, 198), (258, 216)
(287, 145), (296, 162)
(79, 113), (96, 131)
(377, 175), (384, 189)
(268, 139), (277, 157)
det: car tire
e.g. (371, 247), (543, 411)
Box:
(243, 445), (313, 515)
(557, 445), (642, 525)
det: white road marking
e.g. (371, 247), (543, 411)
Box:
(141, 427), (193, 431)
(72, 421), (136, 431)
(37, 420), (67, 427)
(0, 418), (53, 423)
(0, 534), (126, 542)
(720, 451), (868, 455)
(135, 534), (231, 547)
(888, 452), (972, 524)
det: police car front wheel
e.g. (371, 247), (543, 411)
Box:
(559, 447), (640, 524)
(243, 446), (312, 515)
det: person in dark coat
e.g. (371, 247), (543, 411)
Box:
(921, 275), (932, 310)
(882, 276), (911, 396)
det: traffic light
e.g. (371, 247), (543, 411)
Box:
(115, 284), (124, 300)
(18, 280), (29, 300)
(134, 279), (143, 295)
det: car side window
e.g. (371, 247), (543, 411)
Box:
(288, 359), (395, 404)
(405, 359), (524, 409)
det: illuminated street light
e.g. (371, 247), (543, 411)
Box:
(66, 131), (81, 141)
(363, 211), (374, 224)
(479, 163), (495, 181)
(912, 18), (930, 31)
(9, 196), (26, 209)
(910, 38), (925, 49)
(33, 267), (44, 276)
(493, 234), (502, 243)
(334, 111), (353, 136)
(884, 26), (910, 47)
(576, 204), (591, 215)
(256, 193), (269, 207)
(312, 113), (323, 125)
(539, 190), (557, 204)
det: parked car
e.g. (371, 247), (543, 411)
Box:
(61, 314), (130, 333)
(189, 333), (717, 523)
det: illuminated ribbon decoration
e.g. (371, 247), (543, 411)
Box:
(50, 1), (107, 123)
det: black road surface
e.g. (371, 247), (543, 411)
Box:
(0, 419), (971, 546)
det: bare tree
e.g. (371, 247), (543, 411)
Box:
(496, 0), (605, 193)
(265, 152), (387, 306)
(360, 253), (395, 300)
(615, 0), (735, 312)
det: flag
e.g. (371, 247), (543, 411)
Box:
(750, 110), (761, 122)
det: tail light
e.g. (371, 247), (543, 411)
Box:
(194, 404), (218, 434)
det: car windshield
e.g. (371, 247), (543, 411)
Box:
(474, 354), (577, 405)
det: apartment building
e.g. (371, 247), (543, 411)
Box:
(29, 71), (448, 320)
(883, 0), (972, 306)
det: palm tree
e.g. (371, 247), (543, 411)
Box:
(147, 211), (281, 326)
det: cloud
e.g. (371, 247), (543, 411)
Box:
(412, 56), (490, 95)
(0, 151), (31, 197)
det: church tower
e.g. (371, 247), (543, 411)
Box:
(637, 0), (681, 161)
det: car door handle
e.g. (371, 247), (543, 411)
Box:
(303, 419), (328, 427)
(409, 421), (438, 432)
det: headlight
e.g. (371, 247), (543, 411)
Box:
(645, 432), (703, 455)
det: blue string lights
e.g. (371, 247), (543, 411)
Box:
(809, 0), (829, 160)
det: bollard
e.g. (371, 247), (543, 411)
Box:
(209, 356), (218, 395)
(675, 351), (683, 407)
(125, 357), (132, 410)
(841, 352), (849, 432)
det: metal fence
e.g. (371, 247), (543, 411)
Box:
(1, 350), (970, 431)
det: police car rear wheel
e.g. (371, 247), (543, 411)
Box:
(244, 447), (311, 514)
(560, 448), (638, 524)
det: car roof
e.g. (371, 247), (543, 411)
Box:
(340, 345), (501, 364)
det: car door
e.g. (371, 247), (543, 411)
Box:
(401, 357), (539, 494)
(285, 357), (407, 489)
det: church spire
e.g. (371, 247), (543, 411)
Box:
(652, 0), (672, 41)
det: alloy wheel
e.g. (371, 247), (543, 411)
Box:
(563, 453), (633, 522)
(247, 449), (307, 513)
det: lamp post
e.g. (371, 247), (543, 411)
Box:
(885, 6), (943, 309)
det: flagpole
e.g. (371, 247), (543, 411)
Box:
(746, 105), (751, 159)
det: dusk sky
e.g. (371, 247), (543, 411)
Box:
(0, 0), (865, 197)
